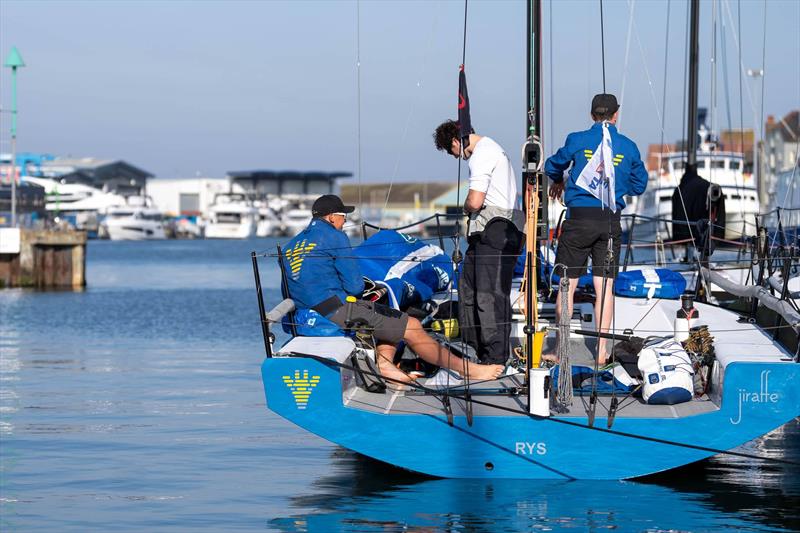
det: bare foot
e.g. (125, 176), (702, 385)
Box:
(377, 359), (415, 386)
(468, 363), (504, 381)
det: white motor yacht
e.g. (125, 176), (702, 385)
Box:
(256, 204), (283, 237)
(204, 193), (257, 239)
(638, 125), (759, 240)
(281, 205), (313, 236)
(24, 176), (127, 235)
(103, 197), (166, 241)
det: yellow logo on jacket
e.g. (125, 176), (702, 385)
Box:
(282, 369), (320, 409)
(284, 239), (317, 280)
(584, 149), (624, 166)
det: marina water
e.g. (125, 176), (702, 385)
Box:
(1, 239), (798, 531)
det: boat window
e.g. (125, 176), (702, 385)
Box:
(659, 196), (672, 203)
(142, 213), (162, 221)
(217, 213), (242, 224)
(697, 160), (706, 169)
(730, 161), (741, 170)
(711, 160), (726, 169)
(112, 211), (135, 217)
(729, 194), (741, 200)
(672, 161), (685, 171)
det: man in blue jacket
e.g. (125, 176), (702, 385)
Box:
(282, 194), (503, 384)
(544, 94), (648, 363)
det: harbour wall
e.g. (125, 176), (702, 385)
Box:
(0, 228), (87, 288)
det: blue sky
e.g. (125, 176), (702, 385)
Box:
(1, 0), (797, 181)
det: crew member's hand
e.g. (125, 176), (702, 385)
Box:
(549, 181), (565, 200)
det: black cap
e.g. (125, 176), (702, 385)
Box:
(312, 194), (355, 217)
(591, 93), (619, 115)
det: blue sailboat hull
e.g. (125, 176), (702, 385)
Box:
(261, 357), (799, 479)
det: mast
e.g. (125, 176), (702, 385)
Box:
(523, 0), (545, 409)
(527, 0), (543, 142)
(686, 0), (700, 170)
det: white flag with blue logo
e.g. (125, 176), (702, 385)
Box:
(575, 122), (616, 212)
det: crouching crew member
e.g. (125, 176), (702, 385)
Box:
(282, 194), (504, 385)
(544, 94), (648, 363)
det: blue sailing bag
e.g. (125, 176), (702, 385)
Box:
(354, 230), (453, 310)
(283, 308), (344, 337)
(551, 365), (637, 395)
(614, 268), (686, 299)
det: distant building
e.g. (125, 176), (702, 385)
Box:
(33, 158), (153, 197)
(146, 177), (229, 218)
(645, 143), (675, 175)
(718, 129), (755, 159)
(339, 182), (454, 209)
(772, 166), (800, 211)
(0, 182), (45, 227)
(227, 170), (351, 197)
(765, 111), (799, 176)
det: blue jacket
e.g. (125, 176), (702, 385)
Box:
(281, 218), (364, 310)
(545, 123), (648, 211)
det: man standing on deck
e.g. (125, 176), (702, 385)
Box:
(544, 94), (648, 364)
(434, 121), (525, 365)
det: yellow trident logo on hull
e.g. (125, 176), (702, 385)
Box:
(282, 370), (320, 410)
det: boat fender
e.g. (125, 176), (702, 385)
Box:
(528, 368), (551, 417)
(638, 338), (694, 405)
(674, 295), (699, 343)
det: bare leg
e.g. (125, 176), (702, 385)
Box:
(403, 317), (503, 380)
(545, 277), (579, 362)
(593, 275), (615, 364)
(375, 343), (414, 385)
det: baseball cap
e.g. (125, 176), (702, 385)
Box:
(591, 93), (620, 115)
(311, 194), (355, 217)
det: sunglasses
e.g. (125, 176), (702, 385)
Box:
(332, 212), (347, 220)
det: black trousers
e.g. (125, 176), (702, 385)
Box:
(459, 219), (523, 365)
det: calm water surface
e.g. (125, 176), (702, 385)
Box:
(1, 239), (798, 531)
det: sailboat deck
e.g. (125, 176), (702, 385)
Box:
(339, 297), (794, 419)
(342, 370), (720, 419)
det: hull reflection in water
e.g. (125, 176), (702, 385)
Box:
(271, 429), (800, 532)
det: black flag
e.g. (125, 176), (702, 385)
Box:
(458, 65), (472, 151)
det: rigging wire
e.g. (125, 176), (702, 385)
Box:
(714, 0), (747, 233)
(720, 1), (733, 135)
(621, 0), (666, 138)
(380, 3), (441, 213)
(759, 0), (767, 152)
(449, 0), (471, 411)
(356, 0), (363, 214)
(588, 0), (612, 426)
(618, 0), (636, 130)
(599, 0), (607, 93)
(657, 0), (671, 179)
(736, 0), (745, 169)
(680, 0), (689, 174)
(548, 0), (554, 158)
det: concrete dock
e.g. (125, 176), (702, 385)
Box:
(0, 228), (87, 288)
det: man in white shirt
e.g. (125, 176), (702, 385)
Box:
(434, 120), (525, 365)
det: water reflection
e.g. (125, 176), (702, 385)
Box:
(273, 426), (800, 533)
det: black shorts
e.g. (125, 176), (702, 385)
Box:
(329, 300), (409, 345)
(555, 209), (622, 279)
